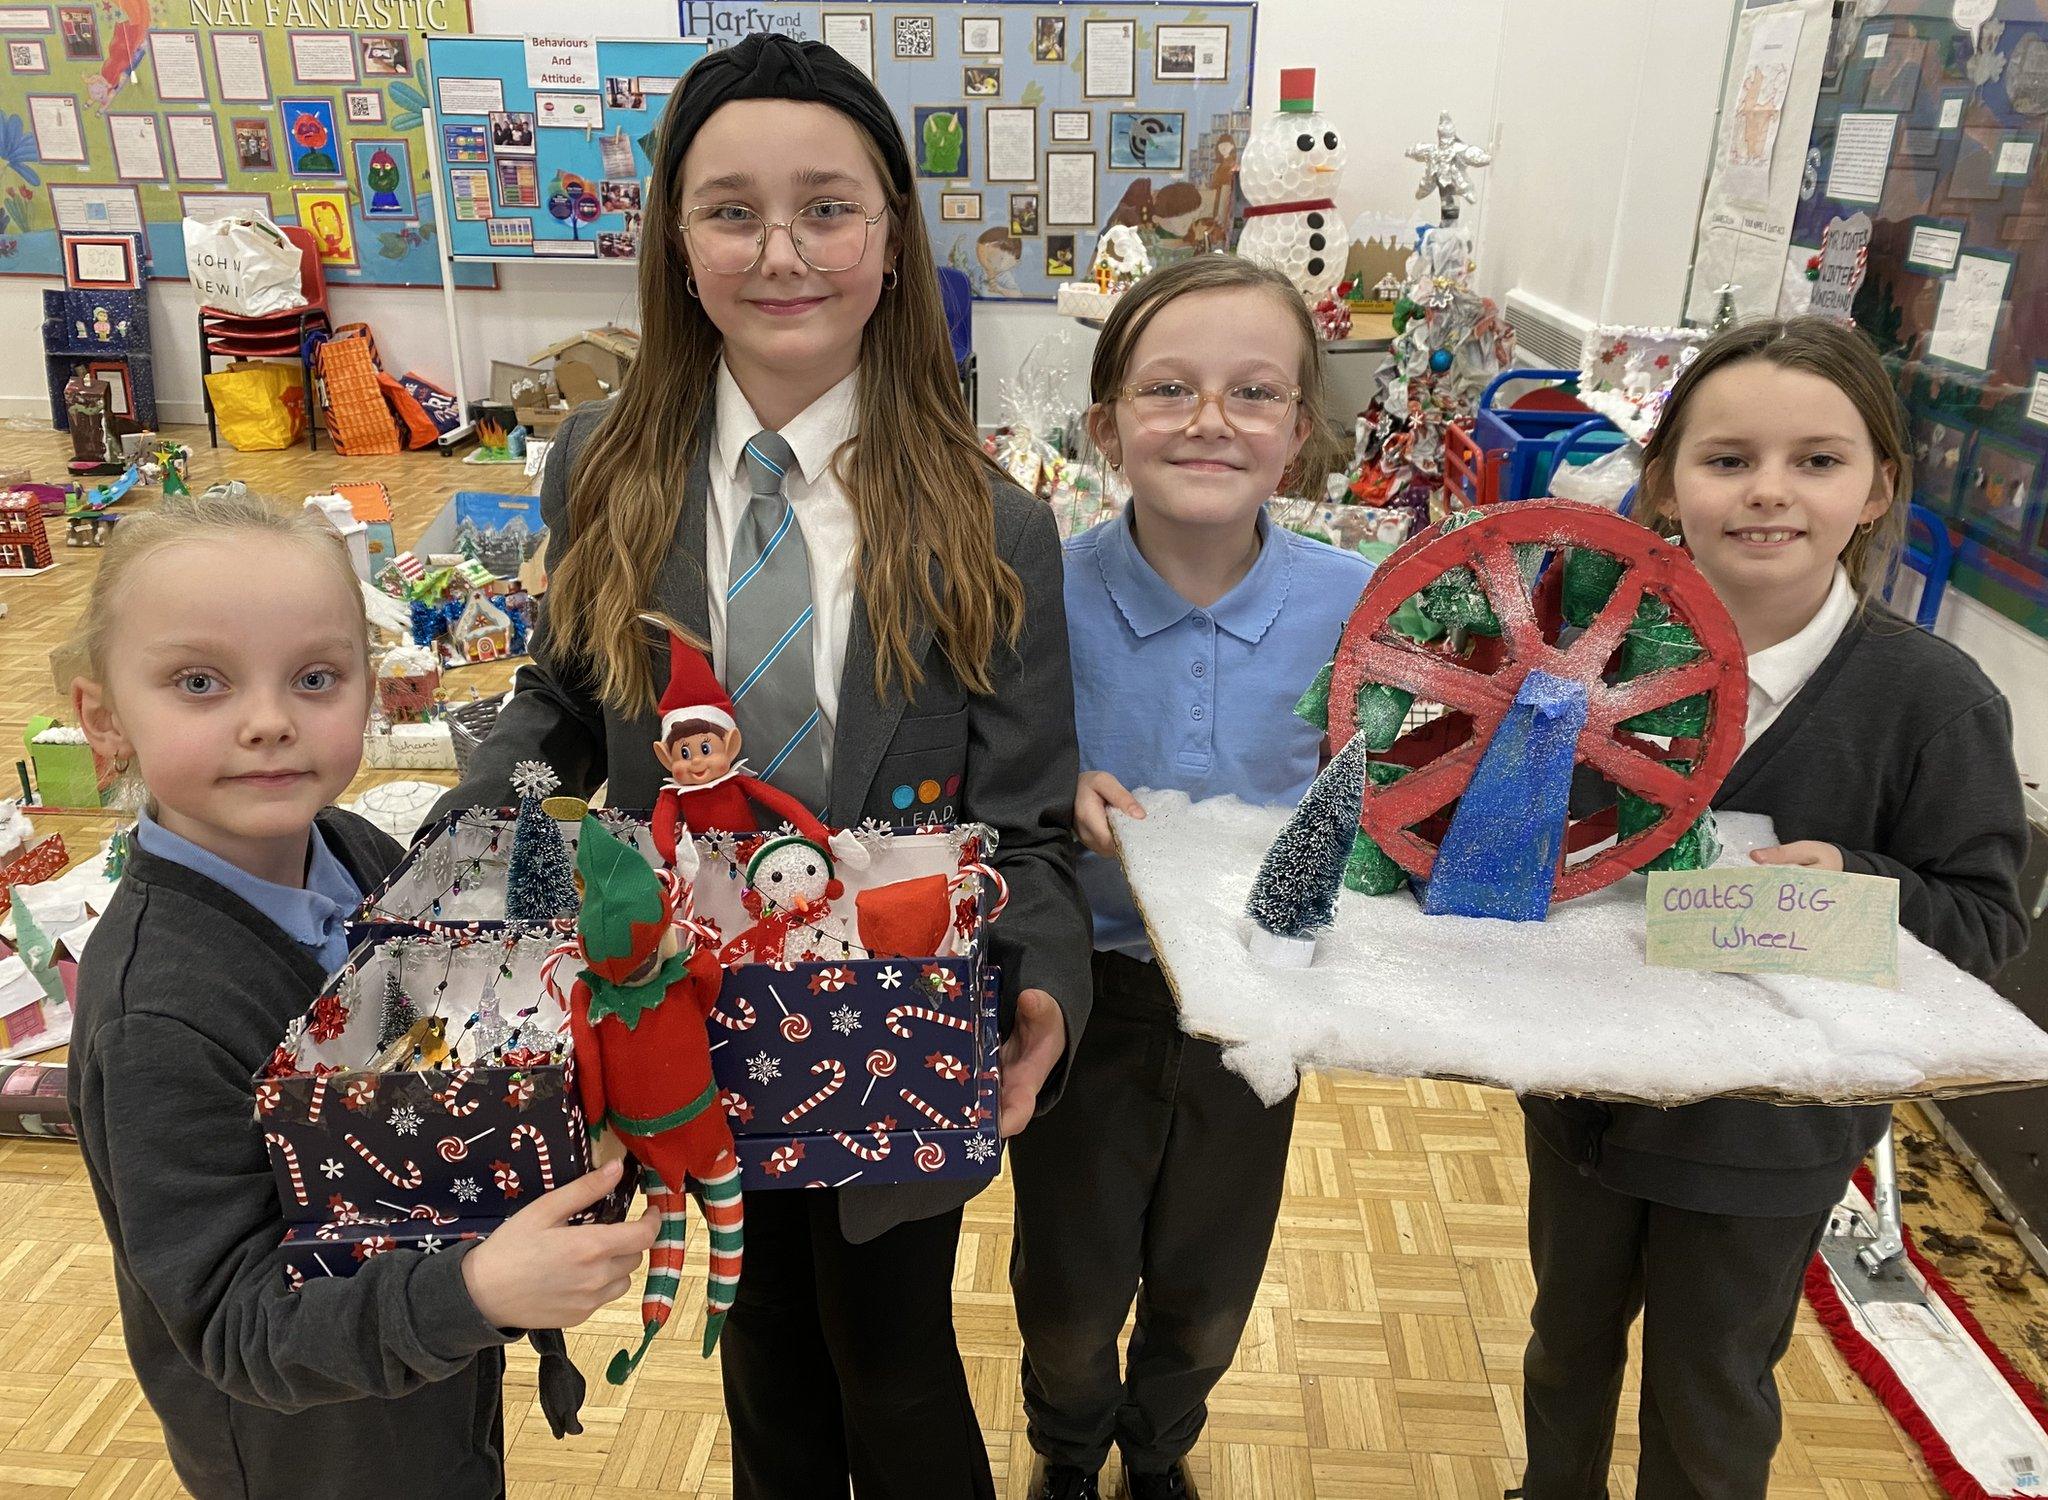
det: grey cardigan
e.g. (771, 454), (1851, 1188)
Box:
(434, 402), (1093, 1243)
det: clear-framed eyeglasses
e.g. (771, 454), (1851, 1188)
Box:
(1113, 379), (1303, 435)
(680, 199), (887, 276)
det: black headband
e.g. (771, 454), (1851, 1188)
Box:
(658, 34), (912, 196)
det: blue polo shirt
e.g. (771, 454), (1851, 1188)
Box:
(1067, 506), (1374, 958)
(133, 809), (363, 977)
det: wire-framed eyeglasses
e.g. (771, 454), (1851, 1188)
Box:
(680, 199), (887, 275)
(1112, 379), (1303, 435)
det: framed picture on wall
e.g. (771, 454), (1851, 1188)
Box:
(88, 360), (132, 416)
(939, 190), (982, 221)
(961, 16), (1001, 55)
(60, 233), (140, 289)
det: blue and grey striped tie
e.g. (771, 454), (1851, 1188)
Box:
(726, 429), (828, 811)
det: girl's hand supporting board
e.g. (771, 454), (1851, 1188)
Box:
(1075, 772), (1146, 858)
(1750, 840), (1846, 872)
(460, 1159), (659, 1329)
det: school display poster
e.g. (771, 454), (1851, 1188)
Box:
(0, 0), (492, 287)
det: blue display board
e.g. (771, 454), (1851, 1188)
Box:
(423, 36), (709, 263)
(684, 1), (1258, 300)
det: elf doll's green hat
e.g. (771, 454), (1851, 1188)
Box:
(574, 816), (673, 984)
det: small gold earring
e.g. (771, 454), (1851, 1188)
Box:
(685, 273), (699, 298)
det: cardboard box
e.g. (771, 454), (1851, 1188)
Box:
(358, 811), (1006, 1191)
(256, 931), (620, 1237)
(280, 1213), (494, 1286)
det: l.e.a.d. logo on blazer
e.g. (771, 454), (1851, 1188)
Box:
(871, 768), (961, 828)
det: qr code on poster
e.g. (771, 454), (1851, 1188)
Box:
(893, 15), (935, 60)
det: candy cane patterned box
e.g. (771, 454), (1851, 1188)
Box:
(358, 811), (1008, 1191)
(252, 930), (626, 1244)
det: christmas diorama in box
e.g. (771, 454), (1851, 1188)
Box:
(357, 789), (1006, 1196)
(1113, 499), (2048, 1108)
(258, 927), (625, 1286)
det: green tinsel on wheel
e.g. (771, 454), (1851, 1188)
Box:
(1355, 683), (1415, 751)
(1294, 660), (1334, 730)
(1617, 615), (1709, 736)
(1342, 761), (1413, 894)
(1618, 766), (1722, 872)
(1561, 548), (1626, 629)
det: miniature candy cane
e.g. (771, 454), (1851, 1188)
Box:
(781, 1059), (846, 1125)
(831, 1123), (893, 1162)
(925, 1052), (969, 1083)
(884, 1004), (975, 1040)
(898, 1087), (961, 1132)
(709, 996), (758, 1031)
(436, 1127), (496, 1163)
(509, 1123), (556, 1192)
(861, 1047), (897, 1106)
(912, 1134), (946, 1174)
(344, 1132), (424, 1190)
(305, 1075), (330, 1125)
(265, 1132), (309, 1206)
(769, 984), (811, 1044)
(431, 1067), (482, 1118)
(285, 1264), (306, 1293)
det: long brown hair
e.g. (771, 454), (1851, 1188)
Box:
(545, 98), (1023, 716)
(1638, 316), (1911, 601)
(1087, 255), (1347, 498)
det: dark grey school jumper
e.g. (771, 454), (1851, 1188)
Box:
(1524, 607), (2031, 1213)
(68, 810), (518, 1500)
(1517, 607), (2031, 1500)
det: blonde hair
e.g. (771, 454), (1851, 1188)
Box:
(1087, 255), (1347, 498)
(74, 492), (369, 691)
(1638, 316), (1910, 602)
(545, 98), (1024, 717)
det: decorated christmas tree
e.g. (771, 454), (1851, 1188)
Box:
(1349, 112), (1514, 535)
(1243, 737), (1368, 966)
(506, 761), (579, 924)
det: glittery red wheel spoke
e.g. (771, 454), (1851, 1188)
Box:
(1365, 737), (1486, 828)
(1470, 538), (1542, 658)
(1349, 634), (1509, 720)
(1563, 568), (1646, 674)
(1581, 732), (1694, 807)
(1599, 658), (1722, 721)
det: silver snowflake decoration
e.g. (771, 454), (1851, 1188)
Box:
(319, 1157), (344, 1180)
(419, 1235), (444, 1254)
(856, 818), (894, 840)
(965, 1134), (997, 1164)
(830, 1004), (861, 1036)
(702, 828), (740, 860)
(878, 965), (904, 990)
(746, 1051), (782, 1086)
(451, 1177), (481, 1204)
(386, 1104), (422, 1137)
(509, 760), (560, 800)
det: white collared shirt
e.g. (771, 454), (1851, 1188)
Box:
(706, 360), (862, 781)
(1742, 565), (1857, 751)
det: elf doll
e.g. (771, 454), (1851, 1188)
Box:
(553, 816), (743, 1376)
(650, 631), (866, 875)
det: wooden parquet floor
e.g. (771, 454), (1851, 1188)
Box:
(0, 424), (2042, 1498)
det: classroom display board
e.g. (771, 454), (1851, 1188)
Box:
(1792, 0), (2048, 640)
(0, 2), (491, 288)
(423, 34), (708, 262)
(681, 0), (1257, 299)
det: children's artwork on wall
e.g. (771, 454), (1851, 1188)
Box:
(963, 63), (999, 96)
(1109, 110), (1184, 172)
(1788, 0), (2048, 641)
(56, 6), (97, 63)
(1033, 15), (1065, 62)
(1045, 231), (1075, 276)
(294, 188), (357, 269)
(359, 34), (411, 78)
(915, 105), (967, 176)
(354, 139), (416, 221)
(231, 116), (274, 171)
(281, 97), (342, 176)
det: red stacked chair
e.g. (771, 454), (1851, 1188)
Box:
(197, 226), (333, 451)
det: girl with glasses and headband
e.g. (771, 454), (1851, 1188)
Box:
(1012, 255), (1367, 1500)
(433, 34), (1090, 1500)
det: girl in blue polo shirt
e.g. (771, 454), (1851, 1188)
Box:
(1010, 256), (1371, 1500)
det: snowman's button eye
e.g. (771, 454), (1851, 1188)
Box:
(806, 864), (817, 876)
(1324, 132), (1339, 150)
(1306, 212), (1324, 230)
(1296, 134), (1313, 151)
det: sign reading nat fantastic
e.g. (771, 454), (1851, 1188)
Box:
(184, 0), (461, 28)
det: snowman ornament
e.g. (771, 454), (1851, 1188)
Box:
(719, 834), (858, 968)
(1235, 68), (1350, 300)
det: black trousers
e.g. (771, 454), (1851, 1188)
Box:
(1520, 1123), (1832, 1500)
(721, 1188), (994, 1500)
(1010, 951), (1297, 1475)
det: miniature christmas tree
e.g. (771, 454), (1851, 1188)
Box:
(375, 967), (417, 1052)
(506, 761), (579, 923)
(1244, 737), (1368, 967)
(1349, 111), (1513, 532)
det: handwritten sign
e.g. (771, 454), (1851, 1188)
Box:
(1645, 867), (1899, 988)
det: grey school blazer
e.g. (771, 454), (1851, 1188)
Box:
(432, 402), (1093, 1244)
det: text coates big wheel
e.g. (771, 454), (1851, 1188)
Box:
(1327, 499), (1748, 902)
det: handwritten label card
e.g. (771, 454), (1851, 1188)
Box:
(1646, 867), (1899, 988)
